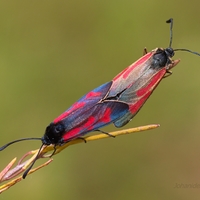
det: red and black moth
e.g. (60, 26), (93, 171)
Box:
(0, 18), (199, 179)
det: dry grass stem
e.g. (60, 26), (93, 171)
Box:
(0, 124), (159, 194)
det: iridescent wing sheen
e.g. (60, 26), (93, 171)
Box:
(54, 50), (170, 139)
(107, 51), (168, 127)
(53, 80), (129, 142)
(54, 81), (113, 123)
(109, 52), (154, 97)
(114, 67), (166, 127)
(61, 101), (129, 141)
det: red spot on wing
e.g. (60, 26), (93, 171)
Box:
(113, 52), (153, 81)
(130, 68), (167, 114)
(62, 107), (112, 142)
(63, 127), (81, 141)
(54, 102), (85, 123)
(98, 107), (112, 124)
(83, 116), (95, 131)
(129, 91), (151, 114)
(86, 91), (101, 98)
(136, 69), (166, 97)
(62, 116), (96, 141)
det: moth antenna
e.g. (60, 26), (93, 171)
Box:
(0, 138), (42, 151)
(166, 18), (200, 57)
(166, 18), (173, 48)
(22, 144), (44, 179)
(174, 48), (200, 56)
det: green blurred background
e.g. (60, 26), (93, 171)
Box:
(1, 0), (200, 199)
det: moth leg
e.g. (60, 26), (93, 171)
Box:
(77, 137), (87, 143)
(96, 129), (115, 138)
(164, 70), (172, 78)
(50, 145), (57, 157)
(143, 47), (148, 55)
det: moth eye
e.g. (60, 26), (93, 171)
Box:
(165, 47), (175, 57)
(54, 124), (65, 134)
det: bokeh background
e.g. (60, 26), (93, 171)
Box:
(1, 0), (200, 199)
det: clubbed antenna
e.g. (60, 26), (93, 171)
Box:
(0, 137), (43, 179)
(174, 48), (200, 56)
(0, 138), (42, 151)
(166, 18), (173, 48)
(166, 18), (200, 57)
